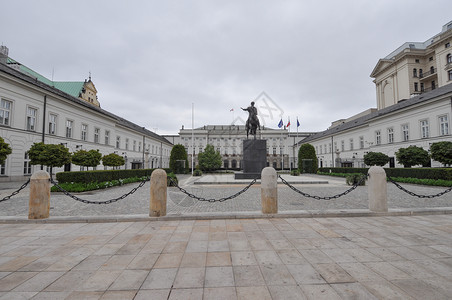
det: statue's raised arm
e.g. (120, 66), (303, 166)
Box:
(242, 101), (260, 139)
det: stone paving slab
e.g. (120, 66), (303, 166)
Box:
(0, 215), (450, 299)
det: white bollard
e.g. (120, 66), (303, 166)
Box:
(29, 170), (50, 219)
(368, 166), (388, 212)
(261, 167), (278, 214)
(150, 169), (167, 217)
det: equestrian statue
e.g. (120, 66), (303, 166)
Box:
(241, 101), (260, 139)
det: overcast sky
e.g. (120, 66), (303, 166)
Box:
(2, 0), (451, 135)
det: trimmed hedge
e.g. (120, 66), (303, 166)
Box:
(56, 168), (173, 184)
(318, 167), (452, 181)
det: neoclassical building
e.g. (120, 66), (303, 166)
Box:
(371, 21), (452, 109)
(164, 125), (313, 170)
(0, 46), (172, 181)
(301, 21), (452, 168)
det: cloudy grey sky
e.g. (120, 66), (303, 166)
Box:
(2, 0), (451, 135)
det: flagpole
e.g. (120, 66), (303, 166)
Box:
(191, 103), (194, 176)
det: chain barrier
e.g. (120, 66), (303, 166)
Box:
(169, 178), (257, 202)
(0, 179), (30, 202)
(279, 174), (367, 200)
(50, 177), (149, 204)
(387, 176), (452, 198)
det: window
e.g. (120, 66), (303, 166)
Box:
(419, 69), (423, 77)
(447, 54), (452, 64)
(94, 128), (100, 143)
(420, 83), (424, 92)
(413, 68), (417, 77)
(388, 128), (394, 144)
(349, 139), (354, 150)
(0, 162), (5, 175)
(0, 99), (12, 126)
(81, 124), (88, 141)
(66, 120), (73, 138)
(375, 130), (381, 145)
(420, 120), (429, 138)
(341, 140), (344, 152)
(138, 141), (142, 152)
(432, 81), (436, 90)
(430, 66), (435, 74)
(429, 56), (433, 61)
(26, 107), (37, 131)
(133, 140), (136, 151)
(446, 42), (450, 48)
(414, 82), (418, 92)
(24, 152), (31, 175)
(334, 142), (337, 152)
(402, 124), (409, 141)
(105, 130), (110, 145)
(439, 115), (449, 136)
(328, 143), (332, 153)
(273, 147), (276, 155)
(125, 138), (129, 150)
(116, 136), (120, 148)
(359, 136), (364, 149)
(449, 70), (452, 81)
(415, 59), (420, 63)
(48, 114), (57, 135)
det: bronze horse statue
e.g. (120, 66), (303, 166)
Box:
(241, 102), (260, 139)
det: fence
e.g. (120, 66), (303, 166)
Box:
(1, 166), (451, 220)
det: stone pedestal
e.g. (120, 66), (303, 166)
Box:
(29, 170), (50, 219)
(261, 167), (278, 214)
(235, 139), (267, 179)
(150, 169), (167, 217)
(368, 166), (388, 212)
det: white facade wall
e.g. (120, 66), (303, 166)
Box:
(0, 66), (172, 181)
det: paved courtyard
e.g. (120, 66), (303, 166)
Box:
(0, 215), (451, 299)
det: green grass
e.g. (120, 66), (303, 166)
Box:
(51, 176), (147, 193)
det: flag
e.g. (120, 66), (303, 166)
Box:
(297, 118), (300, 127)
(230, 108), (234, 112)
(286, 120), (291, 127)
(278, 119), (283, 128)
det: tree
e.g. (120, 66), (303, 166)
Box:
(198, 144), (222, 171)
(0, 137), (12, 165)
(297, 144), (318, 173)
(363, 152), (390, 166)
(102, 153), (125, 169)
(430, 141), (452, 166)
(27, 143), (71, 173)
(169, 144), (188, 174)
(395, 145), (430, 168)
(72, 149), (102, 170)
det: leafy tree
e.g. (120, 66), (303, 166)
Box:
(0, 137), (12, 165)
(430, 141), (452, 166)
(28, 143), (71, 173)
(169, 144), (188, 174)
(72, 149), (102, 170)
(198, 144), (222, 171)
(102, 153), (125, 169)
(363, 152), (390, 166)
(395, 145), (430, 168)
(297, 144), (318, 173)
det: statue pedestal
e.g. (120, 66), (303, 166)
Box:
(235, 139), (267, 179)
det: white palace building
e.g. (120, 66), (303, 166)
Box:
(300, 21), (452, 168)
(0, 46), (172, 181)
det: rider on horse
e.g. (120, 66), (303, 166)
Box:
(241, 101), (260, 138)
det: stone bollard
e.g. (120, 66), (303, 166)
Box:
(261, 167), (278, 214)
(368, 166), (388, 212)
(28, 170), (50, 219)
(150, 169), (167, 217)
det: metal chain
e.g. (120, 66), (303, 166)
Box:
(50, 177), (149, 204)
(169, 178), (257, 202)
(0, 179), (30, 202)
(279, 174), (366, 200)
(387, 176), (452, 198)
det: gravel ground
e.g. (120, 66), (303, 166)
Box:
(0, 174), (451, 217)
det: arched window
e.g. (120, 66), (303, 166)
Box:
(419, 69), (423, 77)
(447, 53), (452, 64)
(430, 66), (435, 74)
(413, 68), (417, 77)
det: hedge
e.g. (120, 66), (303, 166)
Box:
(318, 167), (452, 181)
(56, 168), (173, 184)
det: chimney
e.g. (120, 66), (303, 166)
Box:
(0, 46), (8, 65)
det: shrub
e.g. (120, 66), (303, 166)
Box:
(430, 141), (452, 166)
(298, 144), (318, 173)
(318, 167), (452, 181)
(193, 169), (203, 176)
(290, 169), (300, 176)
(0, 137), (12, 165)
(396, 146), (430, 168)
(198, 144), (222, 171)
(167, 172), (178, 186)
(169, 144), (189, 174)
(55, 168), (171, 183)
(345, 173), (367, 186)
(102, 153), (125, 168)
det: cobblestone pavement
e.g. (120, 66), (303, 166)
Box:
(0, 215), (451, 299)
(0, 174), (451, 217)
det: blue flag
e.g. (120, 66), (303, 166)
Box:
(278, 119), (283, 128)
(297, 118), (300, 127)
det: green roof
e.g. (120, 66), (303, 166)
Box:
(6, 58), (84, 98)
